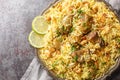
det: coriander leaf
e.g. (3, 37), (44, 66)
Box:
(61, 26), (65, 31)
(77, 9), (84, 14)
(102, 62), (106, 65)
(117, 38), (120, 43)
(118, 48), (120, 54)
(71, 45), (76, 52)
(72, 10), (74, 13)
(82, 22), (87, 27)
(74, 55), (78, 62)
(52, 60), (58, 68)
(57, 73), (65, 78)
(61, 73), (65, 78)
(69, 27), (74, 33)
(56, 30), (61, 37)
(61, 61), (65, 65)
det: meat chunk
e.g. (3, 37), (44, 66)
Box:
(62, 14), (73, 27)
(71, 49), (90, 63)
(86, 31), (106, 48)
(71, 50), (84, 63)
(87, 31), (98, 41)
(71, 50), (83, 58)
(80, 15), (93, 35)
(80, 23), (91, 35)
(86, 31), (106, 47)
(61, 14), (74, 34)
(98, 38), (105, 47)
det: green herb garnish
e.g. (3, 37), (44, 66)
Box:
(77, 9), (84, 14)
(61, 26), (65, 31)
(71, 45), (76, 52)
(61, 73), (65, 78)
(52, 60), (58, 68)
(61, 61), (65, 65)
(82, 22), (87, 27)
(57, 73), (65, 78)
(102, 62), (106, 65)
(117, 38), (120, 43)
(72, 10), (74, 13)
(118, 48), (120, 54)
(74, 55), (78, 62)
(69, 27), (74, 33)
(56, 30), (61, 37)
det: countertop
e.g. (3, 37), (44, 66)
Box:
(0, 0), (120, 80)
(0, 0), (54, 80)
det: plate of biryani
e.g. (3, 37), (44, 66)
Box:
(28, 0), (120, 80)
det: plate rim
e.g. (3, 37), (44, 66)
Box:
(36, 0), (120, 80)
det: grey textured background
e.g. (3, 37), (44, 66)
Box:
(0, 0), (54, 80)
(0, 0), (120, 80)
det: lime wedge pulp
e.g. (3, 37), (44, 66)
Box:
(28, 31), (45, 48)
(32, 16), (49, 34)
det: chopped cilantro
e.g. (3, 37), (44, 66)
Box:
(71, 45), (76, 52)
(56, 30), (61, 37)
(102, 62), (106, 65)
(61, 61), (65, 65)
(77, 9), (84, 14)
(61, 73), (65, 78)
(117, 38), (120, 43)
(72, 10), (74, 13)
(74, 55), (78, 62)
(118, 48), (120, 54)
(69, 27), (74, 33)
(52, 60), (58, 68)
(57, 73), (65, 78)
(82, 22), (87, 27)
(61, 26), (65, 31)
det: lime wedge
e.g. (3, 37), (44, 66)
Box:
(32, 16), (49, 34)
(28, 31), (45, 48)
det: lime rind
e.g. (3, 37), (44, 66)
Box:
(28, 31), (45, 48)
(32, 16), (49, 34)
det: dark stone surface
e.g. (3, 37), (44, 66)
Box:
(0, 0), (54, 80)
(0, 0), (120, 80)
